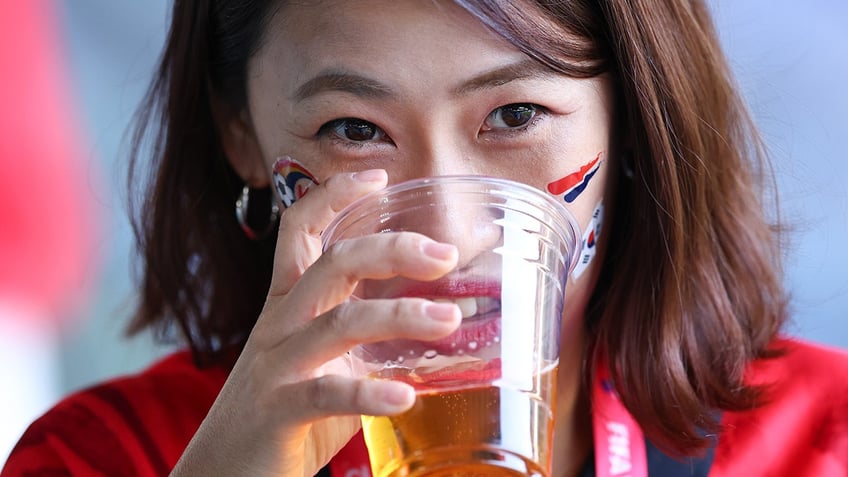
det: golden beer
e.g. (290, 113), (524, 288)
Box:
(362, 364), (557, 477)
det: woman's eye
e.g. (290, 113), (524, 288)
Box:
(318, 118), (387, 142)
(484, 103), (540, 130)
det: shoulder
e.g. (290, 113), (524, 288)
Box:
(1, 350), (230, 476)
(711, 338), (848, 477)
(757, 337), (848, 378)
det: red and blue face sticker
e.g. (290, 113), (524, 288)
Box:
(546, 152), (602, 203)
(273, 156), (318, 208)
(572, 200), (604, 280)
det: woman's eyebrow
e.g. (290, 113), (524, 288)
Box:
(292, 71), (395, 103)
(292, 59), (555, 103)
(452, 59), (556, 96)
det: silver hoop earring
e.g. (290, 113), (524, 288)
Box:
(235, 185), (280, 240)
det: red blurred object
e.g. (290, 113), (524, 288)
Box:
(0, 0), (97, 325)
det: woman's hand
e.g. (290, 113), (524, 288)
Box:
(171, 170), (461, 476)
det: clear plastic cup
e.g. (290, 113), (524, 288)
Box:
(322, 175), (581, 477)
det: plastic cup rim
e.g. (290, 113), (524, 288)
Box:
(321, 174), (583, 270)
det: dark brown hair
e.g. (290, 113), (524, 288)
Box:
(130, 0), (787, 456)
(458, 0), (788, 453)
(128, 1), (280, 357)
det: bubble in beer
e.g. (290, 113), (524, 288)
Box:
(423, 350), (437, 359)
(468, 341), (478, 350)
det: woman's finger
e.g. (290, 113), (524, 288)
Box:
(270, 231), (458, 333)
(275, 298), (461, 372)
(277, 375), (416, 425)
(269, 169), (389, 296)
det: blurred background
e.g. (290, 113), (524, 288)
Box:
(1, 0), (846, 464)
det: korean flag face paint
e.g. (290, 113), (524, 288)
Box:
(544, 153), (606, 280)
(571, 200), (604, 280)
(546, 152), (602, 204)
(273, 156), (318, 208)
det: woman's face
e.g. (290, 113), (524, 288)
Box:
(239, 0), (616, 323)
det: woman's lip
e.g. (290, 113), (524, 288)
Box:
(355, 278), (503, 361)
(428, 311), (501, 353)
(360, 312), (502, 362)
(367, 277), (502, 300)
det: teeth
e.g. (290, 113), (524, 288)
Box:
(434, 297), (495, 318)
(455, 297), (478, 318)
(476, 297), (499, 315)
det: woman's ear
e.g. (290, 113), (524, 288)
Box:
(211, 97), (268, 188)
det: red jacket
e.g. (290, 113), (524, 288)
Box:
(3, 338), (847, 476)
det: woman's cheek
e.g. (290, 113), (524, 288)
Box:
(545, 151), (607, 260)
(547, 152), (609, 325)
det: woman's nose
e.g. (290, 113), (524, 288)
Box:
(395, 135), (481, 181)
(386, 183), (504, 272)
(382, 138), (503, 270)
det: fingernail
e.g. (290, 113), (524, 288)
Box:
(421, 241), (457, 261)
(352, 169), (387, 183)
(425, 302), (460, 322)
(382, 383), (415, 407)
